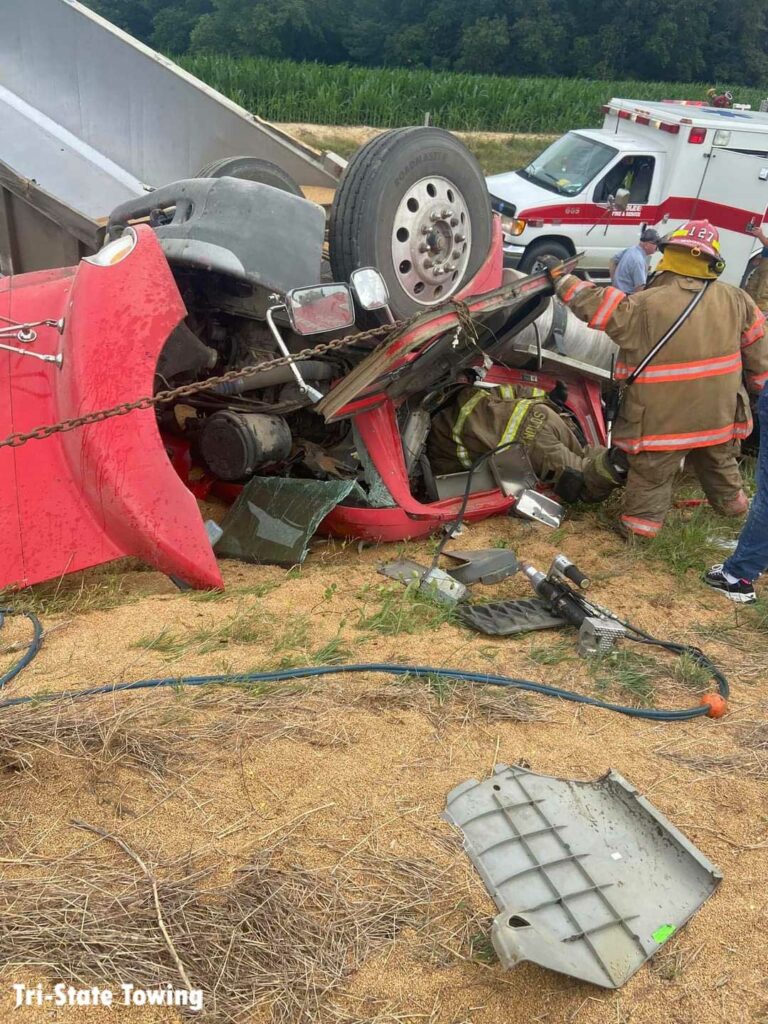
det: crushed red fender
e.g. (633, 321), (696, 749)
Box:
(0, 225), (223, 592)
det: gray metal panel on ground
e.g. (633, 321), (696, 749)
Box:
(443, 549), (519, 585)
(0, 0), (339, 191)
(444, 765), (722, 988)
(457, 598), (566, 635)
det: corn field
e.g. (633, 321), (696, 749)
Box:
(181, 55), (764, 133)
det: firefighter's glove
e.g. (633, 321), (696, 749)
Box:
(537, 255), (567, 284)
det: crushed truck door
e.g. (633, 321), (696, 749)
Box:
(693, 147), (768, 283)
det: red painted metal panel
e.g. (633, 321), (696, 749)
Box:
(0, 226), (223, 591)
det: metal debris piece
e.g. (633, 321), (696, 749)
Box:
(443, 549), (519, 586)
(457, 598), (566, 636)
(513, 489), (563, 528)
(444, 764), (722, 989)
(490, 443), (538, 497)
(434, 465), (496, 500)
(378, 559), (469, 606)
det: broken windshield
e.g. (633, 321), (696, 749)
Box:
(519, 133), (618, 197)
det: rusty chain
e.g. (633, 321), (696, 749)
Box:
(0, 319), (413, 450)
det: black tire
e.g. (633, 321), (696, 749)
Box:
(197, 156), (303, 197)
(741, 254), (762, 291)
(519, 239), (572, 274)
(329, 127), (492, 321)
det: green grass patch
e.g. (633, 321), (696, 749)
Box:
(132, 605), (272, 659)
(356, 584), (456, 636)
(591, 649), (662, 705)
(641, 506), (744, 577)
(526, 640), (574, 665)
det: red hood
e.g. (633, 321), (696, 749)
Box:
(0, 224), (223, 592)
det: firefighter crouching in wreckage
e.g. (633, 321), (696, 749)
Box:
(539, 219), (768, 539)
(427, 382), (629, 503)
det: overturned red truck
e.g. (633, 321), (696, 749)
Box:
(0, 1), (613, 593)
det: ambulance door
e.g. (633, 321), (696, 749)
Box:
(693, 147), (768, 287)
(587, 154), (662, 277)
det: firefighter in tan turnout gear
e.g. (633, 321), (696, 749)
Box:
(545, 220), (768, 539)
(427, 382), (628, 503)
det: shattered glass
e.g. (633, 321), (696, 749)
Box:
(215, 477), (359, 567)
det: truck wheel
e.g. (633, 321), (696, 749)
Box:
(329, 127), (492, 320)
(519, 240), (571, 274)
(197, 156), (303, 197)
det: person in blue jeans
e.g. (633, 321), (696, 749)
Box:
(704, 383), (768, 602)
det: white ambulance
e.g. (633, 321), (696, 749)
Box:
(487, 99), (768, 287)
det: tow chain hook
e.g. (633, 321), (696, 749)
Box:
(0, 318), (65, 367)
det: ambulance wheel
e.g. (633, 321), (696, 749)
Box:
(519, 240), (571, 275)
(329, 127), (492, 321)
(197, 156), (303, 197)
(741, 254), (762, 291)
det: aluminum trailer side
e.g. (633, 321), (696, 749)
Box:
(0, 0), (342, 274)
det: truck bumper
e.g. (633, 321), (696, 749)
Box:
(502, 240), (525, 269)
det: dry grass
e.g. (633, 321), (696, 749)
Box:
(0, 677), (542, 783)
(656, 749), (768, 779)
(0, 686), (357, 779)
(359, 678), (546, 727)
(0, 833), (453, 1024)
(656, 712), (768, 781)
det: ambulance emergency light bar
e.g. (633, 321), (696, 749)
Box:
(601, 102), (711, 144)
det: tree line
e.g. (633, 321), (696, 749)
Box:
(86, 0), (768, 86)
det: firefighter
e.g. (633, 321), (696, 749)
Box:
(744, 223), (768, 311)
(427, 382), (628, 503)
(542, 220), (768, 539)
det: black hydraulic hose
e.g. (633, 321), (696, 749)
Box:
(0, 657), (725, 721)
(427, 438), (519, 576)
(0, 609), (43, 689)
(0, 541), (728, 722)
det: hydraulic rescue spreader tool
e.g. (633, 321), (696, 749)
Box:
(521, 555), (626, 656)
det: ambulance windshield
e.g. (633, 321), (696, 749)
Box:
(520, 133), (618, 196)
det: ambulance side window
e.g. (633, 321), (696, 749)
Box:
(593, 157), (655, 205)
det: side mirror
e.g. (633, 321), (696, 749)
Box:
(610, 188), (631, 211)
(285, 283), (355, 336)
(351, 267), (390, 310)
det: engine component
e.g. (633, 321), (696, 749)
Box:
(211, 360), (335, 396)
(156, 321), (217, 383)
(198, 410), (291, 481)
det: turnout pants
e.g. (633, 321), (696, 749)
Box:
(522, 405), (621, 502)
(427, 389), (623, 503)
(620, 442), (748, 538)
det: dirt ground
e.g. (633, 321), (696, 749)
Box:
(1, 501), (767, 1023)
(278, 124), (554, 147)
(277, 124), (557, 175)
